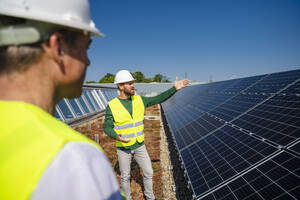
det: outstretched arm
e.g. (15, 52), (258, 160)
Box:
(174, 77), (190, 90)
(142, 77), (190, 107)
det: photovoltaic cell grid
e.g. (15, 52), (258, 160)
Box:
(222, 75), (267, 93)
(83, 90), (97, 111)
(163, 75), (272, 150)
(162, 74), (271, 135)
(280, 78), (300, 95)
(232, 94), (300, 147)
(205, 79), (241, 93)
(181, 125), (278, 197)
(161, 69), (300, 199)
(208, 94), (268, 122)
(102, 89), (119, 101)
(189, 93), (234, 113)
(77, 95), (90, 113)
(68, 99), (83, 116)
(174, 114), (224, 149)
(96, 90), (108, 106)
(201, 152), (300, 200)
(55, 87), (119, 122)
(288, 141), (300, 154)
(244, 70), (300, 94)
(57, 99), (74, 119)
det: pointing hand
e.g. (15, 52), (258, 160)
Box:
(174, 77), (190, 90)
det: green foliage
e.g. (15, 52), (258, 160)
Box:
(98, 72), (170, 83)
(153, 74), (170, 83)
(153, 74), (163, 82)
(99, 73), (115, 83)
(162, 77), (171, 83)
(144, 78), (152, 83)
(132, 71), (145, 83)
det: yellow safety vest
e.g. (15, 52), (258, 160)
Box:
(109, 95), (145, 147)
(0, 101), (102, 200)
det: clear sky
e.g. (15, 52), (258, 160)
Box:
(86, 0), (300, 83)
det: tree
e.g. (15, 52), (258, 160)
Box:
(132, 71), (145, 83)
(143, 78), (152, 83)
(97, 72), (171, 83)
(99, 73), (115, 83)
(161, 75), (171, 83)
(152, 74), (170, 82)
(153, 74), (163, 82)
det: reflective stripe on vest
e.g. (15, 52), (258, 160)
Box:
(108, 95), (145, 147)
(114, 120), (144, 130)
(120, 130), (144, 139)
(0, 101), (102, 200)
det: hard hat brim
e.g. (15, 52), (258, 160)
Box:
(0, 8), (104, 37)
(114, 79), (135, 84)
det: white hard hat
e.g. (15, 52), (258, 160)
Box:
(114, 70), (135, 84)
(0, 0), (104, 46)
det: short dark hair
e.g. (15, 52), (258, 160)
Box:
(58, 29), (80, 48)
(0, 44), (43, 73)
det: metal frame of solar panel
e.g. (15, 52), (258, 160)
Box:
(161, 69), (300, 200)
(55, 85), (119, 125)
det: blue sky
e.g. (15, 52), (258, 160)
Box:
(86, 0), (300, 82)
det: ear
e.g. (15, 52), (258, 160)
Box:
(118, 83), (124, 91)
(43, 32), (65, 66)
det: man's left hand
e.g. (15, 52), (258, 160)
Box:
(174, 77), (190, 90)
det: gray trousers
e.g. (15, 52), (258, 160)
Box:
(117, 145), (155, 200)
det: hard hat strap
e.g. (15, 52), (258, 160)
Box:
(0, 20), (58, 47)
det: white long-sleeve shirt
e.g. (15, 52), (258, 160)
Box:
(30, 142), (123, 200)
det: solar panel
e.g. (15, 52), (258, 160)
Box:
(55, 87), (119, 122)
(174, 114), (224, 149)
(57, 99), (74, 119)
(77, 95), (90, 113)
(279, 77), (300, 95)
(54, 109), (63, 121)
(243, 69), (300, 94)
(189, 93), (234, 113)
(86, 90), (101, 110)
(82, 90), (97, 111)
(232, 94), (300, 147)
(206, 79), (241, 93)
(96, 90), (108, 106)
(222, 75), (267, 93)
(288, 140), (300, 154)
(161, 69), (300, 199)
(200, 151), (300, 200)
(165, 103), (205, 132)
(181, 125), (278, 197)
(102, 88), (119, 101)
(207, 94), (266, 122)
(68, 99), (84, 116)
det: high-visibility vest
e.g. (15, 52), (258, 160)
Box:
(0, 101), (102, 200)
(108, 96), (145, 147)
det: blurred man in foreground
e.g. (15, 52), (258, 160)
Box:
(0, 0), (123, 199)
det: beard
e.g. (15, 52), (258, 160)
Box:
(124, 87), (135, 96)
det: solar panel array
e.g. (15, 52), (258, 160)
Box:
(55, 86), (119, 123)
(161, 69), (300, 199)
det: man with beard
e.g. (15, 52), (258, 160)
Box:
(104, 69), (189, 200)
